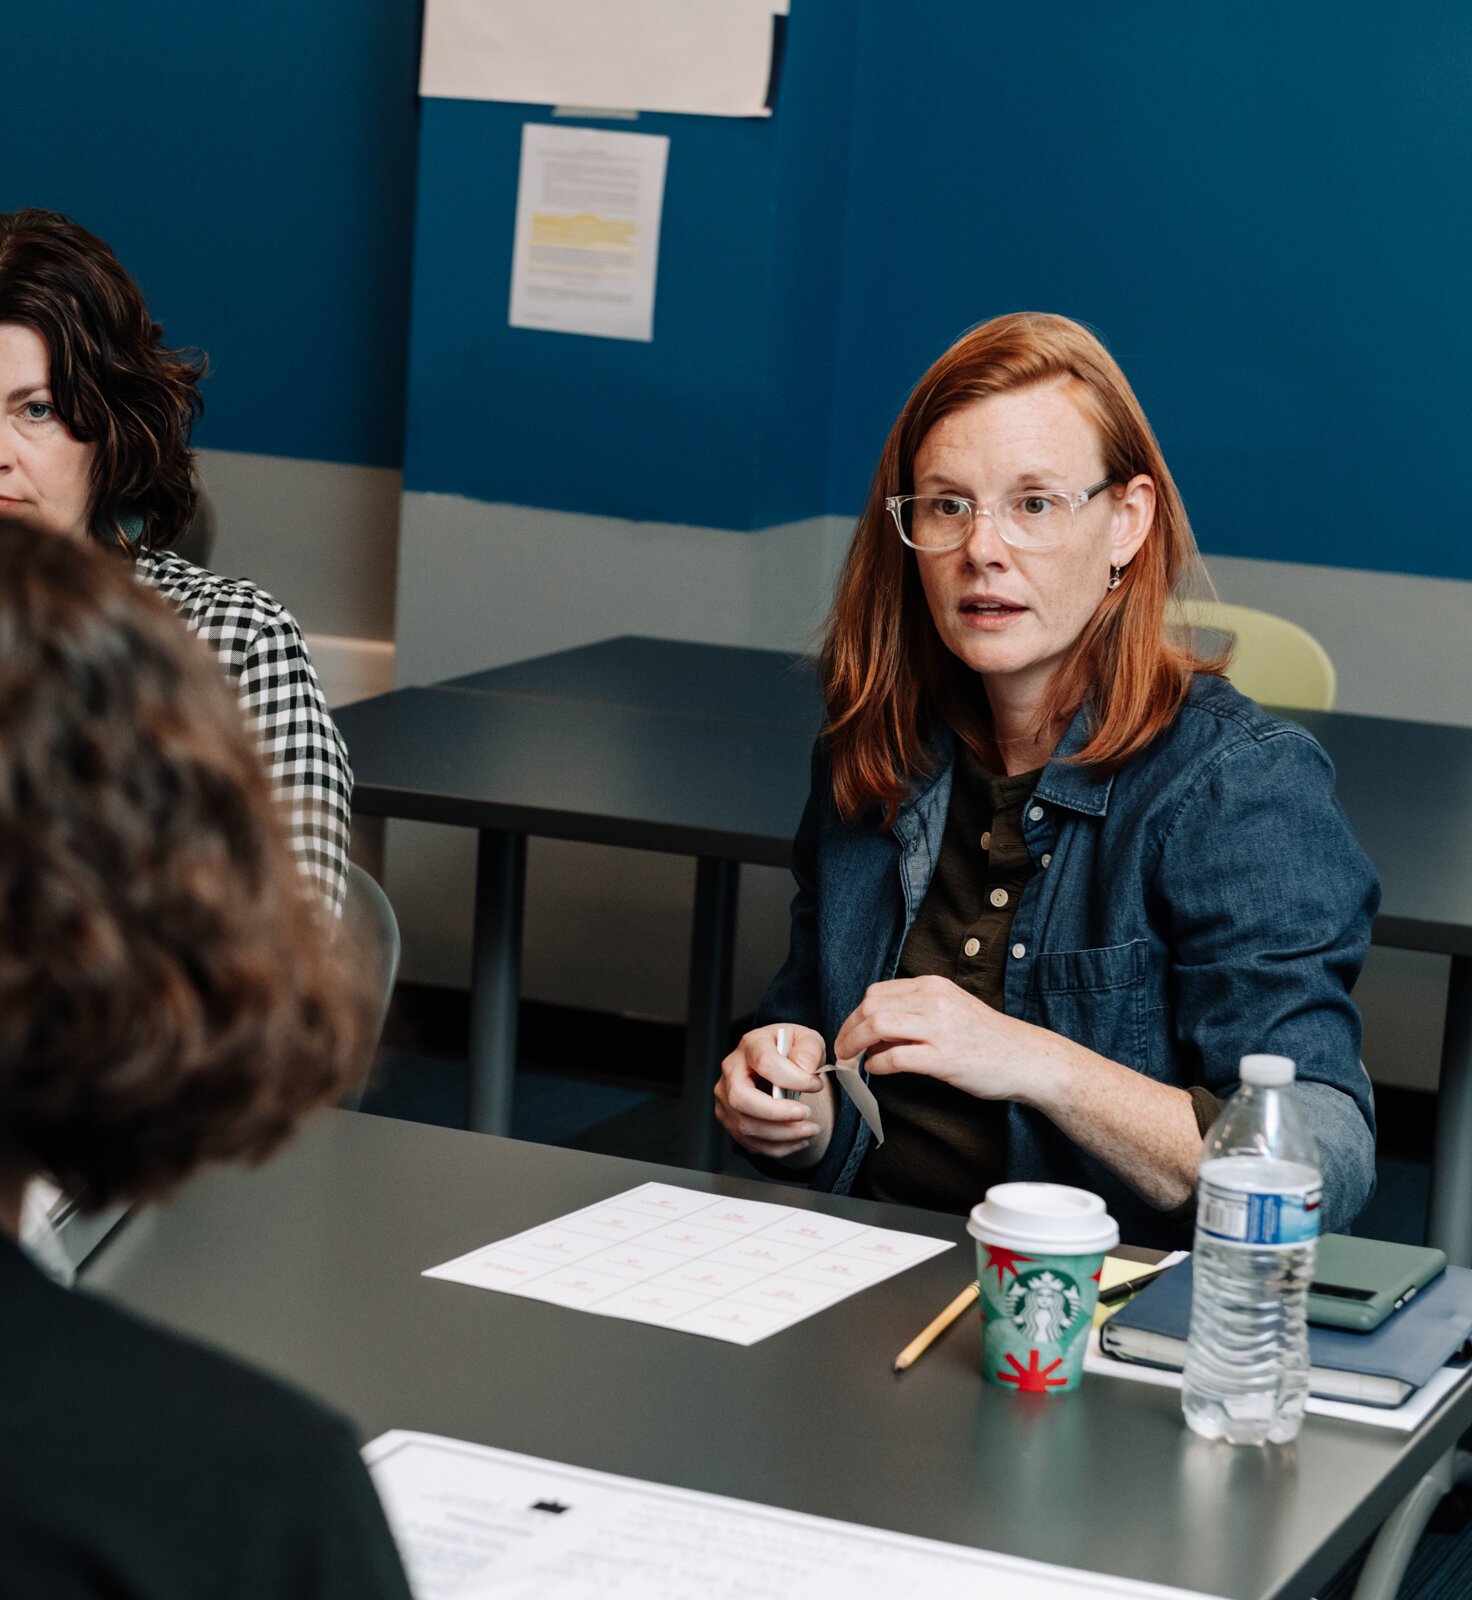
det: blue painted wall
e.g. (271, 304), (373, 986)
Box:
(403, 2), (857, 527)
(829, 1), (1472, 582)
(1, 0), (421, 470)
(8, 4), (1470, 581)
(404, 1), (1472, 583)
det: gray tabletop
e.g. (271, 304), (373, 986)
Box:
(336, 683), (812, 866)
(339, 636), (1472, 957)
(443, 636), (825, 731)
(81, 1112), (1472, 1600)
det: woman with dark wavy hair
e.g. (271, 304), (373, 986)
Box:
(0, 527), (410, 1598)
(0, 208), (351, 911)
(715, 313), (1379, 1247)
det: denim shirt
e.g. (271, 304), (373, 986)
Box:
(757, 675), (1380, 1247)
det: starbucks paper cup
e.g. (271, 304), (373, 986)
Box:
(967, 1183), (1118, 1395)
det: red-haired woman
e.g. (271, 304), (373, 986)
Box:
(0, 209), (350, 912)
(715, 313), (1378, 1246)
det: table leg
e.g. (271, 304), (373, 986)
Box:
(680, 858), (739, 1171)
(1427, 955), (1472, 1266)
(467, 830), (527, 1136)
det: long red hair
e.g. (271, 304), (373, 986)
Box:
(822, 312), (1221, 824)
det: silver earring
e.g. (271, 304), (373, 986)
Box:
(1108, 565), (1123, 591)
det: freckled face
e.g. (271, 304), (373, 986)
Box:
(910, 383), (1151, 706)
(0, 323), (96, 541)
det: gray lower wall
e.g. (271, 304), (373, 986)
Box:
(385, 498), (855, 1021)
(195, 449), (402, 641)
(387, 492), (1471, 1093)
(1201, 554), (1471, 731)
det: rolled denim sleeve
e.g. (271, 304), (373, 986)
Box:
(1156, 724), (1380, 1233)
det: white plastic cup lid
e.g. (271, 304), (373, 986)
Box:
(966, 1182), (1119, 1255)
(1240, 1054), (1295, 1087)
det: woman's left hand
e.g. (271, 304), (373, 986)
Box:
(832, 975), (1045, 1105)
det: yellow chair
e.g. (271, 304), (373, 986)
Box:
(1166, 598), (1337, 712)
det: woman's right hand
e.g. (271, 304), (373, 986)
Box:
(714, 1024), (834, 1166)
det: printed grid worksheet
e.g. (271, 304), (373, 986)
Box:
(424, 1182), (954, 1345)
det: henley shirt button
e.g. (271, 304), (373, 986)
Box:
(1040, 853), (1052, 869)
(989, 888), (1008, 909)
(1028, 805), (1045, 822)
(1011, 943), (1026, 959)
(980, 830), (992, 851)
(963, 937), (980, 957)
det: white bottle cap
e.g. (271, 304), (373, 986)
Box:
(1240, 1054), (1295, 1086)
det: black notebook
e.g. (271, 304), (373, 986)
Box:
(1099, 1255), (1472, 1407)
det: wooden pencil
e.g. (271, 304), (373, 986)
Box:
(894, 1280), (980, 1371)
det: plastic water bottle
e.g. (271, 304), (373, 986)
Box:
(1181, 1054), (1322, 1445)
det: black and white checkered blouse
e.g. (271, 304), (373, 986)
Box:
(134, 550), (352, 914)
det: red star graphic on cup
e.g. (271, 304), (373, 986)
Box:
(997, 1350), (1070, 1392)
(980, 1245), (1035, 1287)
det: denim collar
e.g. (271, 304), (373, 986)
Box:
(897, 699), (1114, 834)
(1032, 700), (1115, 818)
(892, 727), (955, 851)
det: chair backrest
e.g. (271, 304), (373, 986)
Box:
(1166, 598), (1336, 712)
(174, 483), (217, 569)
(341, 864), (401, 1108)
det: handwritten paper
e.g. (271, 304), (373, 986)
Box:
(423, 1181), (952, 1345)
(365, 1430), (1227, 1600)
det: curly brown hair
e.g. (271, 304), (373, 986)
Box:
(0, 527), (370, 1210)
(0, 209), (205, 555)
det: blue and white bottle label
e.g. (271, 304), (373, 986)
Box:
(1197, 1175), (1322, 1246)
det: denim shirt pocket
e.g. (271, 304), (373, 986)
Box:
(1031, 938), (1149, 1074)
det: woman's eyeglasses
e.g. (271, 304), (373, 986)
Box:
(886, 479), (1114, 552)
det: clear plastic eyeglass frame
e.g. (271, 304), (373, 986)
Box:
(885, 478), (1114, 552)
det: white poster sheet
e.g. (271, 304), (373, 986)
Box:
(508, 122), (668, 342)
(365, 1430), (1226, 1600)
(423, 1180), (953, 1345)
(421, 0), (787, 119)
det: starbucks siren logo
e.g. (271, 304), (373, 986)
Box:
(1004, 1268), (1082, 1344)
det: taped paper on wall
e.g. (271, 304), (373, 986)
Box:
(509, 123), (668, 342)
(421, 0), (788, 119)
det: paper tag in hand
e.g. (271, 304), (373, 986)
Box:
(818, 1059), (884, 1146)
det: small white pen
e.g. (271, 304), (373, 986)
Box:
(772, 1026), (801, 1100)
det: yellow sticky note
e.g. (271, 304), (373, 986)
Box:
(1094, 1255), (1144, 1328)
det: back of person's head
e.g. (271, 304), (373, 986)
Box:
(0, 208), (203, 555)
(0, 527), (368, 1211)
(824, 311), (1217, 821)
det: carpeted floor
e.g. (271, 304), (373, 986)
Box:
(360, 1046), (1468, 1600)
